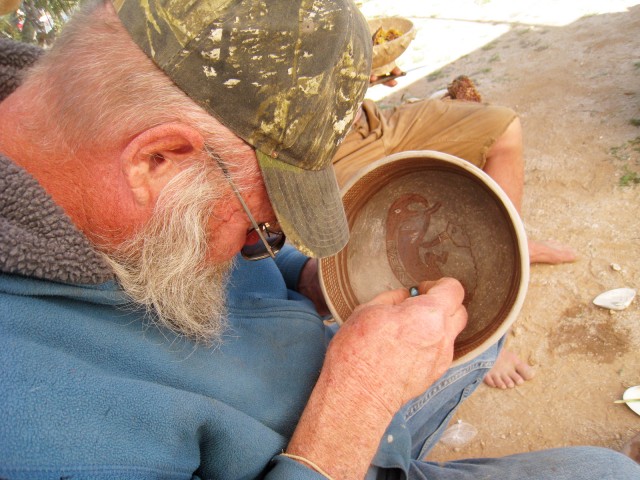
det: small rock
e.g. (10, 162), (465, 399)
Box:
(593, 288), (636, 311)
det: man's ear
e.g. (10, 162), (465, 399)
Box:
(121, 122), (205, 206)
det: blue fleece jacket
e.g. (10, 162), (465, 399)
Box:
(0, 248), (341, 479)
(0, 152), (418, 479)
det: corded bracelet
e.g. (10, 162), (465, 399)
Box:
(281, 453), (335, 480)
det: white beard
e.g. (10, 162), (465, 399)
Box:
(103, 162), (234, 344)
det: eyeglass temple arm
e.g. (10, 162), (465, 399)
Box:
(214, 155), (276, 259)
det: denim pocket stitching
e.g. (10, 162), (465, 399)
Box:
(404, 359), (494, 422)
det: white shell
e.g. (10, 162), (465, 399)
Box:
(623, 385), (640, 417)
(592, 287), (636, 311)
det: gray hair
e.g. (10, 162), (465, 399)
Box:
(24, 0), (220, 154)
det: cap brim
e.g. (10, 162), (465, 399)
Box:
(257, 151), (349, 258)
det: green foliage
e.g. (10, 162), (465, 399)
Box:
(619, 167), (640, 186)
(610, 137), (640, 187)
(610, 136), (640, 159)
(1, 0), (80, 46)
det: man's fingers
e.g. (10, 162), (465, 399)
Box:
(446, 304), (468, 338)
(355, 278), (467, 338)
(415, 278), (468, 335)
(361, 278), (465, 310)
(362, 288), (410, 307)
(416, 280), (438, 294)
(418, 278), (466, 308)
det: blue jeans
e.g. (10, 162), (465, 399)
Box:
(407, 446), (640, 479)
(367, 338), (640, 479)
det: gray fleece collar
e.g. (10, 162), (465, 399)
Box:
(0, 39), (113, 284)
(0, 38), (43, 102)
(0, 153), (114, 285)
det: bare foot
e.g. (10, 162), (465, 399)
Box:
(484, 349), (535, 389)
(528, 239), (577, 264)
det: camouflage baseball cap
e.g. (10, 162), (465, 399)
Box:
(113, 0), (372, 257)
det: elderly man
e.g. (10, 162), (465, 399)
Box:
(0, 0), (637, 479)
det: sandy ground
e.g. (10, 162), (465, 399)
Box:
(358, 0), (640, 461)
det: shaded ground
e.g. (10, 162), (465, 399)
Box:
(359, 0), (640, 460)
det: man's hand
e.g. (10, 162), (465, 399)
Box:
(286, 278), (467, 478)
(327, 277), (467, 412)
(369, 66), (405, 87)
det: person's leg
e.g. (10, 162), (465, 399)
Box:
(333, 99), (511, 188)
(481, 117), (575, 388)
(408, 446), (640, 479)
(332, 100), (389, 188)
(337, 99), (577, 265)
(482, 117), (524, 211)
(402, 341), (500, 461)
(365, 340), (501, 479)
(483, 117), (577, 265)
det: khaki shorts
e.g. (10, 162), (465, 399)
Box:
(332, 98), (517, 187)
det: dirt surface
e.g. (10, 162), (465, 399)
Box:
(359, 0), (640, 461)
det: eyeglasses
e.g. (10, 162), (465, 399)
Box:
(207, 147), (286, 260)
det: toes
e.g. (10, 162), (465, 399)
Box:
(501, 374), (516, 389)
(483, 374), (497, 388)
(484, 373), (512, 389)
(484, 349), (535, 389)
(484, 374), (506, 389)
(508, 372), (525, 386)
(515, 363), (535, 381)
